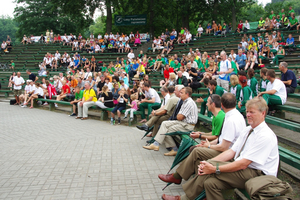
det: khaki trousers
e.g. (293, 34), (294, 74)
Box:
(78, 101), (96, 118)
(146, 114), (171, 137)
(182, 160), (263, 200)
(177, 147), (221, 180)
(154, 120), (194, 148)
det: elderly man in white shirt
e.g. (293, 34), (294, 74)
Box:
(217, 51), (233, 91)
(162, 97), (279, 200)
(127, 49), (135, 62)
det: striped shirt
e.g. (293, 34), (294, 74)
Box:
(178, 97), (198, 124)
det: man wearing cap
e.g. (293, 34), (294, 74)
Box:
(12, 72), (25, 105)
(279, 62), (297, 94)
(161, 97), (279, 200)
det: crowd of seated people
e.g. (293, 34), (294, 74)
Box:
(1, 35), (13, 53)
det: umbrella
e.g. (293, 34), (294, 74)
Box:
(141, 125), (154, 140)
(161, 131), (192, 136)
(162, 137), (194, 190)
(145, 136), (156, 146)
(195, 191), (206, 200)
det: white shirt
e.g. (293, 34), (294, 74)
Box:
(161, 93), (170, 107)
(189, 61), (198, 69)
(186, 33), (192, 39)
(129, 34), (134, 38)
(145, 88), (161, 104)
(29, 84), (36, 93)
(13, 76), (25, 90)
(98, 35), (102, 39)
(120, 84), (129, 90)
(1, 42), (7, 49)
(127, 53), (135, 60)
(25, 85), (31, 93)
(218, 108), (246, 148)
(105, 82), (113, 91)
(231, 122), (279, 176)
(197, 27), (203, 33)
(125, 36), (129, 41)
(85, 72), (93, 79)
(55, 53), (61, 59)
(109, 34), (114, 39)
(219, 59), (232, 79)
(229, 53), (236, 61)
(266, 79), (287, 104)
(241, 41), (248, 49)
(34, 87), (44, 96)
(244, 23), (250, 29)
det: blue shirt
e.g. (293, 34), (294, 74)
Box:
(286, 37), (294, 45)
(170, 35), (175, 40)
(74, 59), (79, 67)
(248, 37), (255, 42)
(235, 54), (247, 66)
(120, 76), (129, 86)
(132, 63), (139, 70)
(281, 69), (297, 88)
(207, 25), (211, 29)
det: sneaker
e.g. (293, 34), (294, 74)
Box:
(270, 61), (273, 64)
(118, 119), (121, 124)
(110, 118), (114, 125)
(43, 102), (48, 106)
(69, 113), (76, 117)
(54, 103), (58, 108)
(113, 120), (115, 125)
(21, 105), (27, 108)
(130, 118), (134, 122)
(274, 65), (279, 68)
(123, 116), (127, 119)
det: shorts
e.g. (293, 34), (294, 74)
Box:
(38, 95), (43, 99)
(112, 106), (126, 113)
(14, 89), (22, 96)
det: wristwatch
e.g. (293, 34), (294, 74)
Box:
(216, 163), (221, 175)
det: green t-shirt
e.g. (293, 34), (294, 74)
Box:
(290, 18), (298, 26)
(230, 84), (242, 102)
(108, 67), (115, 74)
(258, 20), (265, 26)
(249, 77), (258, 97)
(231, 61), (238, 74)
(214, 85), (226, 96)
(157, 58), (166, 65)
(279, 12), (285, 18)
(212, 110), (225, 136)
(269, 14), (276, 19)
(101, 66), (107, 72)
(12, 63), (15, 67)
(289, 9), (295, 15)
(149, 59), (156, 66)
(170, 61), (181, 70)
(180, 29), (184, 34)
(75, 90), (84, 100)
(259, 78), (269, 92)
(240, 86), (253, 106)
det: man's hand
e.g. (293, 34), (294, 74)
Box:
(199, 138), (210, 148)
(140, 99), (146, 103)
(70, 101), (74, 105)
(196, 97), (204, 103)
(198, 161), (215, 175)
(257, 92), (264, 97)
(79, 101), (84, 106)
(190, 131), (202, 139)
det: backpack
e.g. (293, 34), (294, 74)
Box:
(245, 175), (293, 200)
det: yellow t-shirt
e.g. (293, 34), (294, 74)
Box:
(83, 89), (97, 102)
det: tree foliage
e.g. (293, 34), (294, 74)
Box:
(0, 16), (19, 43)
(14, 0), (91, 39)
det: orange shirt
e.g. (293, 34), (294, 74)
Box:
(70, 79), (78, 88)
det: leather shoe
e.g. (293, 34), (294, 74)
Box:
(136, 124), (149, 131)
(81, 117), (88, 120)
(164, 149), (177, 156)
(75, 117), (81, 119)
(162, 194), (181, 200)
(143, 144), (159, 151)
(158, 174), (182, 184)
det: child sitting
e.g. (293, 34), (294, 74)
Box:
(123, 94), (139, 122)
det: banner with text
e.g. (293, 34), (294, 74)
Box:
(114, 15), (147, 26)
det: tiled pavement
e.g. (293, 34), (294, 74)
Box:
(0, 102), (185, 200)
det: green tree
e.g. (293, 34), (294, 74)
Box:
(89, 16), (106, 35)
(0, 16), (19, 43)
(14, 0), (90, 40)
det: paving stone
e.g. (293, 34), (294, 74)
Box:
(0, 102), (185, 199)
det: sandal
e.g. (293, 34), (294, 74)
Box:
(29, 106), (33, 109)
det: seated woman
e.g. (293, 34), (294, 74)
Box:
(84, 58), (90, 69)
(104, 77), (113, 91)
(244, 51), (258, 70)
(110, 88), (128, 125)
(160, 72), (176, 87)
(90, 56), (96, 72)
(230, 75), (242, 102)
(271, 45), (285, 66)
(258, 45), (270, 65)
(134, 31), (141, 46)
(95, 85), (114, 109)
(55, 80), (70, 107)
(237, 75), (253, 113)
(19, 80), (31, 106)
(24, 82), (44, 109)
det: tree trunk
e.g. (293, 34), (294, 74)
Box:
(149, 0), (154, 38)
(212, 0), (218, 21)
(106, 0), (112, 33)
(231, 0), (237, 30)
(182, 15), (189, 30)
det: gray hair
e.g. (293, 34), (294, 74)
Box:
(280, 62), (288, 68)
(160, 86), (168, 93)
(176, 85), (184, 91)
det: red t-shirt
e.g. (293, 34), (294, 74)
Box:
(164, 67), (174, 79)
(62, 85), (70, 94)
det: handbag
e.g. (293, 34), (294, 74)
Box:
(113, 99), (118, 105)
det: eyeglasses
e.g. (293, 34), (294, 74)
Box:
(209, 95), (215, 104)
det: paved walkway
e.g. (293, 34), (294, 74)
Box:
(0, 103), (185, 200)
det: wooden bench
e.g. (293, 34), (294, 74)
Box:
(274, 104), (300, 114)
(265, 115), (300, 132)
(34, 98), (142, 126)
(0, 90), (13, 98)
(287, 93), (300, 99)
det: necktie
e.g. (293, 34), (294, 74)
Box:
(169, 100), (183, 120)
(163, 97), (166, 106)
(236, 129), (253, 159)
